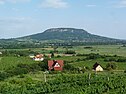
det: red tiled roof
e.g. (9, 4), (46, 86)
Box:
(56, 60), (64, 66)
(35, 54), (43, 58)
(48, 60), (54, 67)
(48, 60), (64, 71)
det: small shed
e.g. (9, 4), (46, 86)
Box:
(93, 63), (103, 72)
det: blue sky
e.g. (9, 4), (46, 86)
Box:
(0, 0), (126, 39)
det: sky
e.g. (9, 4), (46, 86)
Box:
(0, 0), (126, 39)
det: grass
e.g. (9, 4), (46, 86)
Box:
(0, 45), (126, 94)
(0, 56), (35, 71)
(55, 45), (126, 56)
(0, 45), (126, 71)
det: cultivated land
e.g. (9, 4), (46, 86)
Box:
(0, 45), (126, 94)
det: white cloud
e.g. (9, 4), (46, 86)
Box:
(41, 0), (68, 8)
(115, 0), (126, 8)
(119, 0), (126, 7)
(86, 4), (96, 7)
(0, 0), (30, 4)
(0, 0), (4, 4)
(8, 0), (30, 3)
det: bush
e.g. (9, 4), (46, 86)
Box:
(104, 57), (117, 62)
(63, 63), (77, 72)
(117, 58), (126, 62)
(3, 63), (43, 80)
(38, 62), (48, 71)
(106, 62), (117, 70)
(86, 53), (101, 60)
(17, 63), (41, 72)
(124, 70), (126, 73)
(84, 46), (93, 49)
(57, 55), (61, 58)
(51, 52), (54, 58)
(64, 50), (76, 54)
(0, 71), (9, 81)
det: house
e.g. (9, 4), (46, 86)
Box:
(48, 60), (64, 71)
(93, 62), (103, 72)
(34, 54), (44, 61)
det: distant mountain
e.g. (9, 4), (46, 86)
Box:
(0, 28), (126, 48)
(20, 28), (122, 43)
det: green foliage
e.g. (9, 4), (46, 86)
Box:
(64, 63), (76, 71)
(104, 57), (126, 62)
(84, 46), (93, 49)
(117, 58), (126, 62)
(0, 45), (126, 94)
(0, 56), (35, 71)
(0, 61), (48, 81)
(86, 53), (101, 60)
(0, 71), (9, 80)
(51, 52), (54, 58)
(38, 61), (48, 71)
(106, 62), (117, 70)
(64, 50), (76, 54)
(56, 55), (61, 58)
(0, 74), (126, 94)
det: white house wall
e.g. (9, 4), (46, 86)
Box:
(96, 65), (103, 71)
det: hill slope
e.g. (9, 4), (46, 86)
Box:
(22, 28), (120, 43)
(0, 28), (125, 48)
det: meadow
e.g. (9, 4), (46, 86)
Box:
(0, 45), (126, 94)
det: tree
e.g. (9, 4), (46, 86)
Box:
(51, 52), (54, 58)
(106, 62), (117, 70)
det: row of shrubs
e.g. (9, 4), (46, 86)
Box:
(1, 50), (38, 57)
(76, 53), (126, 62)
(104, 57), (126, 62)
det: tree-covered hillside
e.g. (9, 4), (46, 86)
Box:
(0, 28), (126, 48)
(23, 28), (121, 43)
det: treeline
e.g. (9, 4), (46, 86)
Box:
(76, 53), (126, 62)
(1, 50), (37, 56)
(0, 40), (126, 49)
(104, 57), (126, 62)
(0, 43), (45, 49)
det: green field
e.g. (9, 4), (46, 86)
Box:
(0, 45), (126, 94)
(0, 56), (35, 71)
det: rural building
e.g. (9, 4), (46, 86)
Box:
(34, 54), (44, 61)
(93, 63), (103, 72)
(48, 60), (64, 71)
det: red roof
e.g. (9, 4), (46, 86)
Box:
(35, 54), (44, 58)
(48, 60), (64, 71)
(48, 60), (54, 67)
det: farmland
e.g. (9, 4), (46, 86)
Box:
(0, 45), (126, 94)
